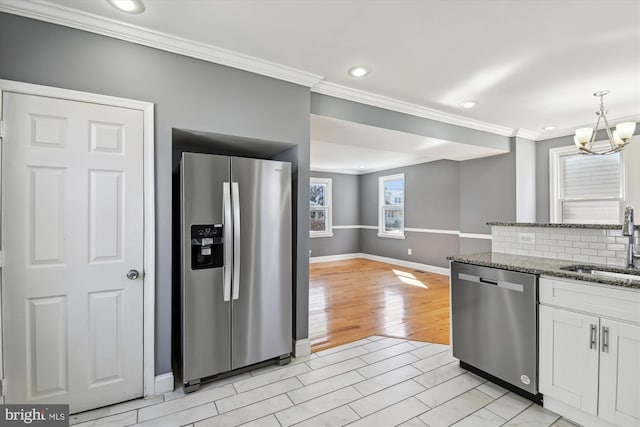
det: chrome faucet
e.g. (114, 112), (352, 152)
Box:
(623, 205), (640, 268)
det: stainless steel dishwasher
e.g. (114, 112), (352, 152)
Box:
(451, 261), (540, 402)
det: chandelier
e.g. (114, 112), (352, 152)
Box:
(574, 90), (636, 155)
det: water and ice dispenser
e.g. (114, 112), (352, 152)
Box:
(190, 224), (224, 269)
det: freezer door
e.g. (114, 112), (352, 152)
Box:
(230, 157), (292, 369)
(181, 153), (232, 383)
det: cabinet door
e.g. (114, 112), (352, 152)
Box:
(539, 305), (600, 415)
(599, 319), (640, 426)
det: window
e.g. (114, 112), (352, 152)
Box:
(378, 173), (405, 238)
(550, 144), (624, 224)
(309, 177), (333, 237)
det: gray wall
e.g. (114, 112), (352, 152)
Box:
(535, 136), (573, 222)
(459, 141), (517, 235)
(0, 13), (310, 374)
(459, 237), (492, 254)
(312, 171), (360, 225)
(358, 161), (461, 268)
(359, 161), (461, 229)
(310, 229), (360, 257)
(356, 144), (517, 263)
(309, 171), (360, 257)
(360, 230), (460, 269)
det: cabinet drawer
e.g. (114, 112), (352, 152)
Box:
(540, 276), (640, 324)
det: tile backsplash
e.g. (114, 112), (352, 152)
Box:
(491, 225), (633, 267)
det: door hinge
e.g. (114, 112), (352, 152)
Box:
(0, 120), (5, 138)
(0, 250), (3, 268)
(0, 378), (6, 397)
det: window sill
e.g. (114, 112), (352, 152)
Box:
(310, 232), (334, 238)
(377, 232), (406, 240)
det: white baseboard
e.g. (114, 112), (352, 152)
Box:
(360, 254), (451, 276)
(154, 372), (174, 395)
(543, 396), (614, 427)
(309, 253), (363, 263)
(309, 252), (450, 276)
(293, 338), (311, 357)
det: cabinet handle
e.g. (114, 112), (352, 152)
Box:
(589, 324), (597, 349)
(601, 326), (609, 353)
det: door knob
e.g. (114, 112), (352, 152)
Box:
(127, 269), (140, 280)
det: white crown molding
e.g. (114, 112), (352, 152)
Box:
(7, 0), (625, 142)
(0, 0), (324, 87)
(312, 81), (516, 137)
(514, 128), (540, 141)
(310, 156), (439, 176)
(535, 114), (640, 141)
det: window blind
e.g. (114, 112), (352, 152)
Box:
(558, 152), (622, 224)
(560, 153), (621, 200)
(562, 200), (620, 224)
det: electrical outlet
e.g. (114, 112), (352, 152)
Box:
(518, 233), (535, 244)
(408, 248), (412, 255)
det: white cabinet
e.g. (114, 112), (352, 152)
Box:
(539, 277), (640, 427)
(539, 305), (599, 414)
(599, 319), (640, 426)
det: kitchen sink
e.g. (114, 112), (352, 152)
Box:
(560, 265), (640, 282)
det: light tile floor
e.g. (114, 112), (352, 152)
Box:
(70, 337), (580, 427)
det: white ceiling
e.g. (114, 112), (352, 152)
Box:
(5, 0), (639, 173)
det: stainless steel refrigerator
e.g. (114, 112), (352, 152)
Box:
(180, 152), (292, 391)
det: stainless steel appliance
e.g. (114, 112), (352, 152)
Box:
(451, 262), (540, 401)
(180, 153), (292, 391)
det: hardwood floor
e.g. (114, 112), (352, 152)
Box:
(309, 258), (451, 352)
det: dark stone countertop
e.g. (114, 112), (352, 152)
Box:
(447, 252), (640, 290)
(487, 222), (639, 230)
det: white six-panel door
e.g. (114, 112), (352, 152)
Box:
(1, 92), (144, 413)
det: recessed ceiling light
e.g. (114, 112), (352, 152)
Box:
(542, 125), (556, 131)
(460, 100), (479, 109)
(106, 0), (145, 13)
(348, 66), (370, 78)
(359, 165), (365, 169)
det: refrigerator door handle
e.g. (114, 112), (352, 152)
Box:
(223, 182), (232, 302)
(232, 182), (241, 300)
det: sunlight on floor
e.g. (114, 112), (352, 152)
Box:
(309, 286), (328, 341)
(392, 269), (429, 288)
(382, 289), (407, 336)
